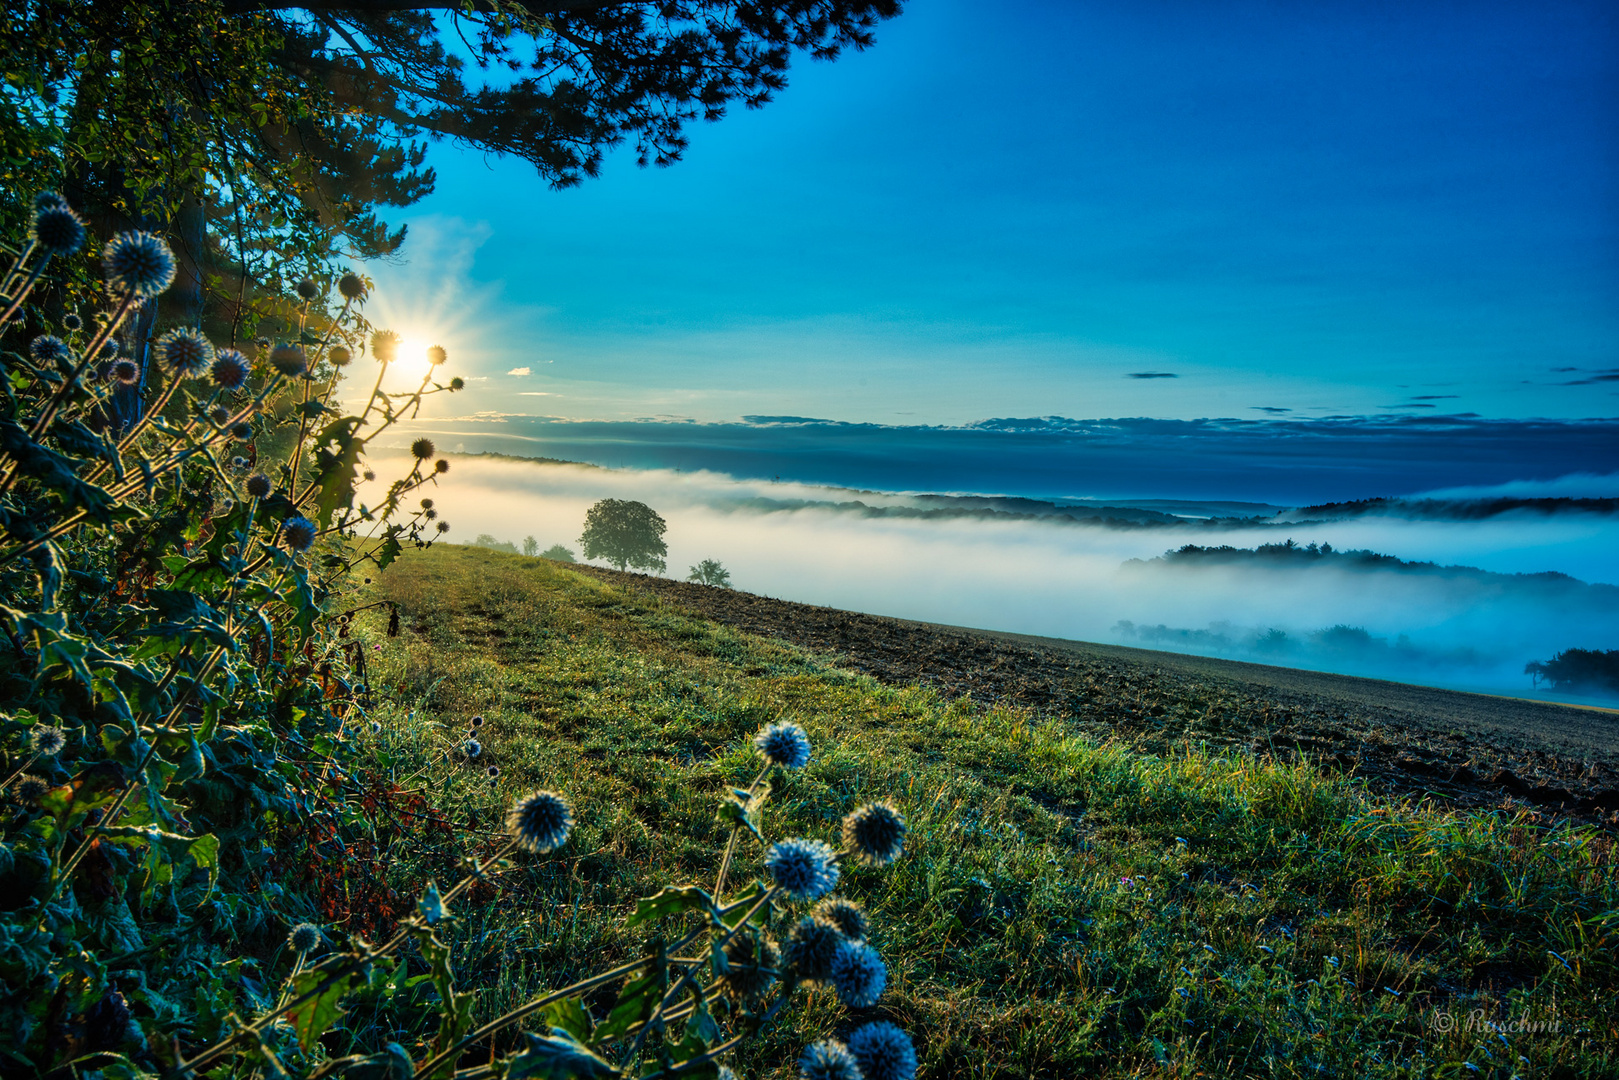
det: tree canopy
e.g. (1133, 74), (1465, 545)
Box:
(2, 0), (901, 324)
(579, 498), (667, 572)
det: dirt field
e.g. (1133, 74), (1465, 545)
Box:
(571, 565), (1619, 825)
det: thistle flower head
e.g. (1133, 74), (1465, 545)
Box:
(436, 520), (451, 533)
(30, 726), (66, 756)
(799, 1040), (861, 1080)
(287, 923), (322, 953)
(830, 938), (886, 1008)
(295, 278), (320, 301)
(100, 336), (120, 359)
(209, 405), (230, 425)
(255, 336), (271, 351)
(363, 469), (377, 481)
(506, 790), (573, 853)
(463, 739), (482, 759)
(62, 313), (83, 332)
(282, 516), (317, 552)
(12, 774), (49, 805)
(721, 931), (780, 1002)
(112, 359), (139, 385)
(847, 1022), (917, 1080)
(157, 327), (214, 378)
(421, 498), (435, 510)
(232, 422), (254, 440)
(327, 345), (352, 367)
(30, 335), (69, 363)
(212, 348), (250, 389)
(434, 459), (450, 474)
(411, 438), (436, 461)
(269, 343), (307, 378)
(338, 272), (367, 300)
(813, 896), (869, 942)
(784, 915), (844, 982)
(371, 330), (400, 363)
(425, 509), (438, 520)
(245, 474), (272, 499)
(34, 191), (67, 211)
(842, 802), (906, 867)
(103, 230), (176, 299)
(754, 721), (811, 770)
(469, 712), (482, 726)
(427, 344), (447, 366)
(487, 764), (500, 778)
(766, 838), (839, 901)
(450, 377), (465, 391)
(32, 204), (86, 255)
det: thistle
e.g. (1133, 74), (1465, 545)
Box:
(765, 838), (839, 901)
(157, 327), (214, 379)
(463, 739), (482, 759)
(62, 312), (83, 332)
(434, 459), (450, 474)
(371, 330), (400, 363)
(111, 359), (139, 385)
(784, 915), (844, 982)
(282, 516), (318, 552)
(29, 335), (69, 364)
(269, 343), (308, 378)
(754, 721), (811, 770)
(847, 1021), (917, 1080)
(29, 726), (65, 756)
(295, 278), (320, 301)
(842, 802), (906, 867)
(812, 896), (869, 942)
(799, 1040), (861, 1080)
(427, 344), (447, 366)
(31, 203), (86, 255)
(103, 230), (176, 299)
(411, 438), (436, 460)
(328, 345), (353, 367)
(287, 923), (322, 954)
(245, 474), (272, 499)
(829, 939), (886, 1008)
(338, 272), (367, 299)
(720, 931), (781, 1002)
(11, 775), (49, 805)
(212, 349), (250, 389)
(506, 790), (573, 853)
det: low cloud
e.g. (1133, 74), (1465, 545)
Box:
(507, 367), (532, 376)
(1127, 371), (1178, 379)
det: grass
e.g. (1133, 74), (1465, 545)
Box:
(339, 543), (1617, 1079)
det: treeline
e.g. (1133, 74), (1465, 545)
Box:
(1524, 649), (1619, 697)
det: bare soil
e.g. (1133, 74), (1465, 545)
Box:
(572, 565), (1619, 825)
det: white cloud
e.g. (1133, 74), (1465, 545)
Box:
(508, 366), (532, 376)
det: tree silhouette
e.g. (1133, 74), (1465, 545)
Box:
(579, 499), (667, 573)
(540, 544), (576, 563)
(523, 536), (539, 557)
(688, 559), (732, 588)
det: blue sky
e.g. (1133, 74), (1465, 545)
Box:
(362, 0), (1619, 427)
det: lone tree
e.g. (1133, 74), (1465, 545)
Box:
(688, 559), (733, 588)
(523, 536), (539, 557)
(580, 499), (667, 573)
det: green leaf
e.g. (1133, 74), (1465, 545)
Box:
(625, 886), (715, 929)
(541, 997), (595, 1043)
(593, 973), (662, 1044)
(719, 881), (770, 930)
(502, 1030), (618, 1080)
(286, 967), (354, 1050)
(716, 796), (760, 843)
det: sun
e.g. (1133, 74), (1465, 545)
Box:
(390, 334), (445, 382)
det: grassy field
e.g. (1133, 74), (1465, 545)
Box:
(343, 544), (1617, 1079)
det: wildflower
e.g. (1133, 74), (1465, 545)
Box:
(287, 923), (322, 953)
(363, 469), (377, 482)
(338, 272), (367, 300)
(720, 932), (780, 1001)
(436, 521), (451, 533)
(295, 278), (320, 301)
(469, 712), (482, 726)
(112, 359), (139, 385)
(34, 191), (67, 211)
(766, 838), (839, 901)
(269, 343), (307, 377)
(62, 313), (83, 332)
(434, 459), (450, 474)
(209, 405), (230, 425)
(371, 330), (400, 363)
(32, 203), (86, 255)
(282, 516), (318, 552)
(487, 765), (500, 778)
(30, 726), (66, 756)
(506, 790), (573, 853)
(100, 337), (120, 359)
(813, 896), (869, 942)
(158, 327), (214, 378)
(842, 802), (906, 867)
(425, 509), (438, 520)
(245, 474), (272, 499)
(328, 345), (352, 367)
(754, 721), (811, 770)
(450, 377), (465, 391)
(411, 438), (436, 460)
(212, 348), (250, 389)
(421, 498), (435, 510)
(847, 1022), (917, 1080)
(30, 335), (69, 363)
(256, 336), (271, 351)
(232, 422), (253, 440)
(12, 774), (49, 805)
(427, 344), (447, 366)
(784, 915), (843, 982)
(463, 739), (482, 759)
(103, 230), (176, 299)
(799, 1040), (860, 1080)
(830, 939), (886, 1007)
